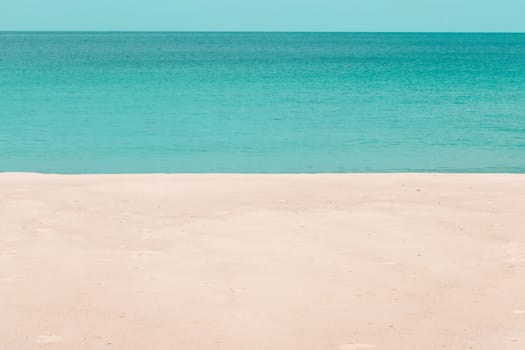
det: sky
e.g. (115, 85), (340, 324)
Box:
(1, 0), (524, 32)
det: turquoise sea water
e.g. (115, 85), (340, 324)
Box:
(1, 32), (524, 173)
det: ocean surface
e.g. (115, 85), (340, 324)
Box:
(1, 32), (524, 173)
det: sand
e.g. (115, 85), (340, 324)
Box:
(1, 173), (525, 350)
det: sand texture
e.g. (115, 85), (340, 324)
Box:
(1, 173), (525, 349)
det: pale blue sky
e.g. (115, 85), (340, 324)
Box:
(1, 0), (524, 32)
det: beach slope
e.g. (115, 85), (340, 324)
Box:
(1, 174), (524, 349)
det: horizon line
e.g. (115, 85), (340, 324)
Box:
(1, 30), (524, 34)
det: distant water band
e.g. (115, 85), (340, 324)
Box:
(1, 32), (524, 173)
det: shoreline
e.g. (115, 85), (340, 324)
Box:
(2, 173), (525, 349)
(2, 172), (525, 174)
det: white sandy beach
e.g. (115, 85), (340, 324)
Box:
(1, 173), (525, 350)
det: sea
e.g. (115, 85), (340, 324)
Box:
(1, 32), (524, 173)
